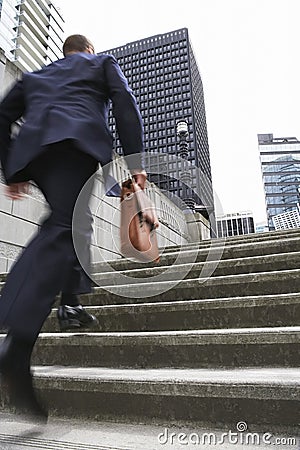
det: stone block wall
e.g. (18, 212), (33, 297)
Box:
(0, 48), (22, 99)
(89, 162), (189, 263)
(0, 180), (48, 271)
(0, 159), (190, 270)
(0, 49), (195, 271)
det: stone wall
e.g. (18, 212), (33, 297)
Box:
(0, 179), (48, 272)
(0, 48), (22, 98)
(89, 158), (189, 263)
(0, 157), (190, 270)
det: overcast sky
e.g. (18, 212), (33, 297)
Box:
(58, 0), (300, 224)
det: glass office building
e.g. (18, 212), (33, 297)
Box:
(101, 28), (215, 224)
(0, 0), (64, 72)
(258, 133), (300, 230)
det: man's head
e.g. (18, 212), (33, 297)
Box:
(63, 34), (95, 56)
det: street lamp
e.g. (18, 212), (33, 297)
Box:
(176, 120), (195, 211)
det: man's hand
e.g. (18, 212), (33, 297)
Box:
(5, 182), (29, 200)
(131, 169), (147, 190)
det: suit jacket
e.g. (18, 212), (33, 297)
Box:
(0, 52), (144, 184)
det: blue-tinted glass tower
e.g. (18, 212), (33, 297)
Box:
(258, 133), (300, 230)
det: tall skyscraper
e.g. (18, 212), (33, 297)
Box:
(101, 28), (214, 221)
(0, 0), (64, 73)
(258, 133), (300, 230)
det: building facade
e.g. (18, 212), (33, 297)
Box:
(216, 211), (255, 238)
(0, 0), (64, 73)
(101, 28), (215, 224)
(258, 133), (300, 230)
(272, 208), (300, 231)
(0, 0), (16, 60)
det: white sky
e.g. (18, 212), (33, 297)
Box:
(57, 0), (300, 224)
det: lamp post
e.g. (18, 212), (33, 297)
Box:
(176, 120), (195, 211)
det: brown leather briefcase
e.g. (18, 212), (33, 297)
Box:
(120, 178), (160, 262)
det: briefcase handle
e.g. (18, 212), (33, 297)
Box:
(121, 178), (159, 230)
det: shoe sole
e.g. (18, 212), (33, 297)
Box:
(59, 318), (99, 332)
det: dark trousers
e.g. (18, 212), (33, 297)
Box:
(0, 141), (98, 340)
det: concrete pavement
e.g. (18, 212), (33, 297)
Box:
(0, 412), (298, 450)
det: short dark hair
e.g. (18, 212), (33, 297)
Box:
(62, 34), (94, 56)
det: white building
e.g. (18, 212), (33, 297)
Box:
(216, 211), (255, 238)
(0, 0), (64, 73)
(272, 208), (300, 230)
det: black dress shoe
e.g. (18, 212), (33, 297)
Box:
(57, 305), (98, 331)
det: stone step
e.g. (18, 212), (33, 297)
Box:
(1, 234), (299, 284)
(28, 327), (300, 368)
(91, 251), (300, 285)
(44, 293), (300, 332)
(0, 228), (299, 431)
(3, 267), (300, 305)
(27, 366), (300, 427)
(161, 227), (300, 253)
(1, 252), (300, 296)
(81, 269), (300, 306)
(91, 236), (300, 272)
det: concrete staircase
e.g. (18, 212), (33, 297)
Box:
(0, 228), (300, 431)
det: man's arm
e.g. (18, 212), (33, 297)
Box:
(103, 55), (146, 184)
(0, 79), (25, 184)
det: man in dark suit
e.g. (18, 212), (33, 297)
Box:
(0, 34), (147, 421)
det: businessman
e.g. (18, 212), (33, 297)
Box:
(0, 34), (147, 421)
